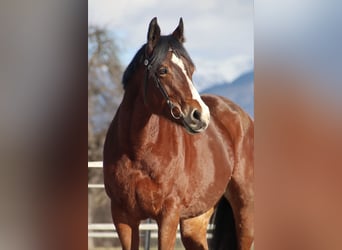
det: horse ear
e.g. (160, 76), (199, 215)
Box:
(172, 17), (185, 43)
(146, 17), (161, 56)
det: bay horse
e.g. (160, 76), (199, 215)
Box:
(103, 17), (254, 250)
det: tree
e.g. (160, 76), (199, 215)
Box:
(88, 25), (124, 161)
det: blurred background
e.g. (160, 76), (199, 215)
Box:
(1, 0), (341, 250)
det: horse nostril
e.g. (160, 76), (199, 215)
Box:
(192, 109), (201, 121)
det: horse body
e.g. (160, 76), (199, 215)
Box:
(103, 17), (253, 250)
(104, 94), (237, 217)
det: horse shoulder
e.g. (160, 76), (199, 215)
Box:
(201, 94), (253, 140)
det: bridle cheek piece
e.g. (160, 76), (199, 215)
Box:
(143, 58), (183, 120)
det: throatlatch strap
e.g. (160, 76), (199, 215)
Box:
(143, 59), (152, 106)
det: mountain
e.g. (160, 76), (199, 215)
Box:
(200, 71), (254, 117)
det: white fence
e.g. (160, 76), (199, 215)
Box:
(88, 161), (104, 189)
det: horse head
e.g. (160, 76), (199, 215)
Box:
(142, 17), (210, 134)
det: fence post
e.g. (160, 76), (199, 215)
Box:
(144, 218), (152, 250)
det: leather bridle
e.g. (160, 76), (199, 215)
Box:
(143, 57), (183, 120)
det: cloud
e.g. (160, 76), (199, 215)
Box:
(89, 0), (254, 81)
(194, 55), (254, 92)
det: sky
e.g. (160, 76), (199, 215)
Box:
(88, 0), (254, 86)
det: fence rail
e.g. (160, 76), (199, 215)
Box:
(88, 161), (103, 168)
(88, 223), (160, 239)
(88, 184), (105, 188)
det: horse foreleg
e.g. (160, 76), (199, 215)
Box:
(180, 207), (214, 250)
(156, 201), (180, 250)
(111, 202), (140, 250)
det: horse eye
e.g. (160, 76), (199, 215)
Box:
(159, 67), (168, 75)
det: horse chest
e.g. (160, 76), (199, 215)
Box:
(108, 132), (233, 218)
(110, 156), (176, 217)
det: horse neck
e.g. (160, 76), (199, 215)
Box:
(119, 86), (182, 158)
(121, 86), (151, 127)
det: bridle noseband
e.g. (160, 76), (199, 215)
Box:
(143, 57), (183, 120)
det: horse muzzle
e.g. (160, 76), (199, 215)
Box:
(182, 107), (210, 134)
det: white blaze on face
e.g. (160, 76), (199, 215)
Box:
(171, 53), (210, 123)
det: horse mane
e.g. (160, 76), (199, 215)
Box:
(122, 35), (194, 90)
